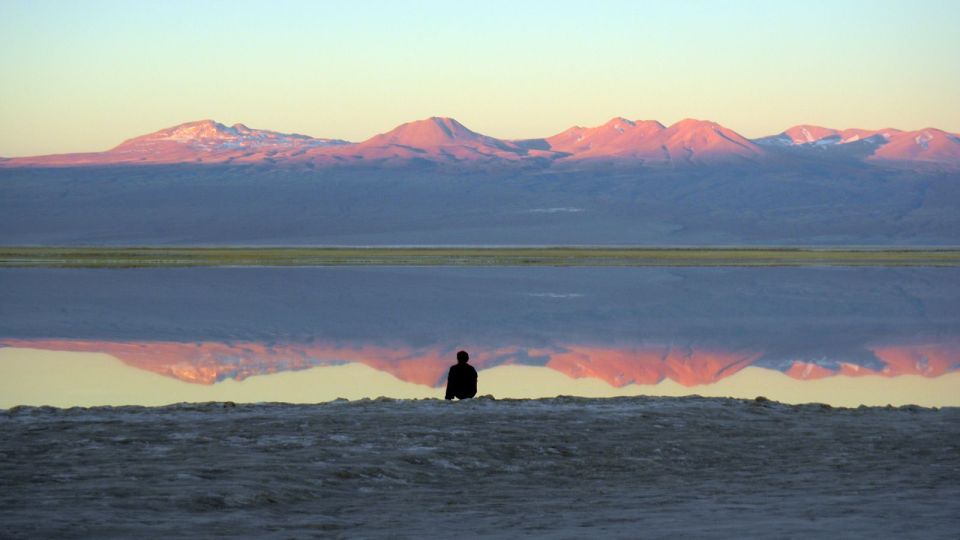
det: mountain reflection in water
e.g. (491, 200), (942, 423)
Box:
(1, 266), (958, 401)
(2, 339), (958, 389)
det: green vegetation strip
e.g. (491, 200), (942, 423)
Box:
(1, 247), (959, 267)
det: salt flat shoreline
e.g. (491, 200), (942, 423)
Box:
(3, 396), (958, 539)
(3, 246), (960, 267)
(2, 394), (955, 413)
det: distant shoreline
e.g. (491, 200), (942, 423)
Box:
(2, 246), (959, 268)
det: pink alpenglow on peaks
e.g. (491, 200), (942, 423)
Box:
(360, 117), (497, 148)
(780, 125), (845, 145)
(2, 116), (959, 169)
(869, 128), (960, 164)
(541, 117), (764, 165)
(757, 125), (898, 147)
(656, 119), (766, 163)
(108, 120), (349, 164)
(756, 124), (960, 165)
(543, 117), (667, 156)
(116, 120), (340, 150)
(349, 117), (533, 163)
(2, 120), (348, 167)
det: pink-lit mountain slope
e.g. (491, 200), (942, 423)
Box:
(870, 128), (960, 164)
(543, 117), (666, 156)
(334, 116), (553, 163)
(3, 117), (958, 168)
(659, 119), (767, 164)
(539, 117), (765, 165)
(760, 125), (902, 146)
(2, 120), (348, 167)
(757, 124), (960, 166)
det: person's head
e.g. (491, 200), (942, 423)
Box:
(456, 350), (469, 364)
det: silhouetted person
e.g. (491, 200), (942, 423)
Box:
(445, 350), (478, 400)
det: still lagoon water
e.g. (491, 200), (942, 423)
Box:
(1, 266), (958, 408)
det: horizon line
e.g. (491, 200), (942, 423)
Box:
(4, 114), (958, 159)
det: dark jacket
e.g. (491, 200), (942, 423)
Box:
(444, 362), (478, 400)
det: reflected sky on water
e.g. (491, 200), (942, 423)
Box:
(1, 266), (958, 406)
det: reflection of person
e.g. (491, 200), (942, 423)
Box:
(444, 350), (478, 400)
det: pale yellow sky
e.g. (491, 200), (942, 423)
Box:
(1, 1), (958, 156)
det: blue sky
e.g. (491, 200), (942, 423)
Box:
(1, 0), (958, 155)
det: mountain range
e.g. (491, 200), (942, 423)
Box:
(3, 116), (959, 168)
(2, 115), (959, 246)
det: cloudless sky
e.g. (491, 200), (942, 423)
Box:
(1, 0), (958, 156)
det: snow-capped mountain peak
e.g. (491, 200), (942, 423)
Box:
(114, 120), (345, 151)
(2, 117), (957, 169)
